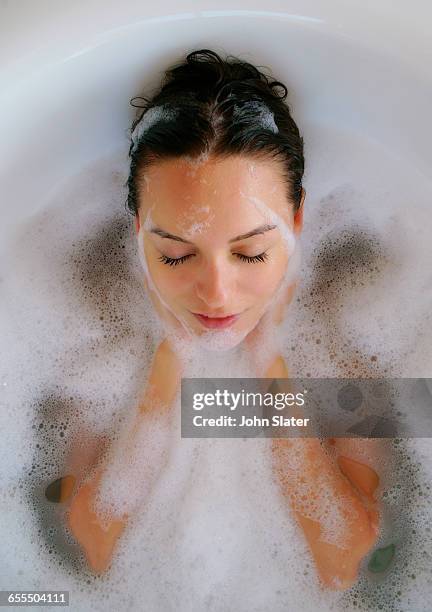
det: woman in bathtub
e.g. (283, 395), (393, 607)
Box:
(66, 49), (381, 590)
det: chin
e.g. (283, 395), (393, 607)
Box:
(192, 326), (250, 352)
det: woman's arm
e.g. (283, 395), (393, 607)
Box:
(271, 436), (379, 590)
(264, 354), (380, 590)
(67, 337), (183, 573)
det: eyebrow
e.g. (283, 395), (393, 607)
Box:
(149, 223), (277, 244)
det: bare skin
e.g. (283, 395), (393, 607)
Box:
(66, 337), (182, 573)
(268, 358), (380, 590)
(67, 310), (380, 586)
(66, 154), (380, 584)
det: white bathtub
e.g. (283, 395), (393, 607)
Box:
(1, 2), (431, 611)
(1, 0), (432, 237)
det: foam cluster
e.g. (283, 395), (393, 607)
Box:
(0, 130), (431, 611)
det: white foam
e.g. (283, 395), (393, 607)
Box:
(131, 105), (179, 153)
(233, 101), (279, 133)
(239, 190), (297, 259)
(1, 118), (432, 611)
(93, 405), (173, 523)
(178, 204), (215, 239)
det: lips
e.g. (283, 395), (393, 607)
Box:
(192, 312), (239, 329)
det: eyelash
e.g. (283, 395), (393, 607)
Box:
(158, 252), (269, 267)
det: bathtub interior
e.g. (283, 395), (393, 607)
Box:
(1, 8), (432, 612)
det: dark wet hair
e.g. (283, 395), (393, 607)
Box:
(125, 48), (304, 217)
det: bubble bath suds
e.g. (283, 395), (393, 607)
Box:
(0, 121), (432, 611)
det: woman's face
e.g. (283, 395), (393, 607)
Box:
(135, 154), (304, 342)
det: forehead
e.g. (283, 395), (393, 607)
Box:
(137, 155), (292, 231)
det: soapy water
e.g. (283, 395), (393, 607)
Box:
(0, 122), (431, 611)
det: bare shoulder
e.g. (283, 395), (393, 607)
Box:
(263, 354), (290, 378)
(154, 337), (182, 365)
(139, 338), (183, 414)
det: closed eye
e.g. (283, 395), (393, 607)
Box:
(158, 252), (269, 267)
(235, 252), (269, 264)
(158, 253), (195, 267)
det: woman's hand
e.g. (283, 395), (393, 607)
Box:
(67, 468), (127, 574)
(326, 438), (385, 504)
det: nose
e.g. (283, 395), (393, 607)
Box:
(195, 257), (230, 309)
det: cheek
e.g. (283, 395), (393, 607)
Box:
(237, 267), (280, 303)
(241, 255), (287, 299)
(143, 242), (187, 299)
(148, 257), (193, 302)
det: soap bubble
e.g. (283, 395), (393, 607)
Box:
(1, 121), (431, 610)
